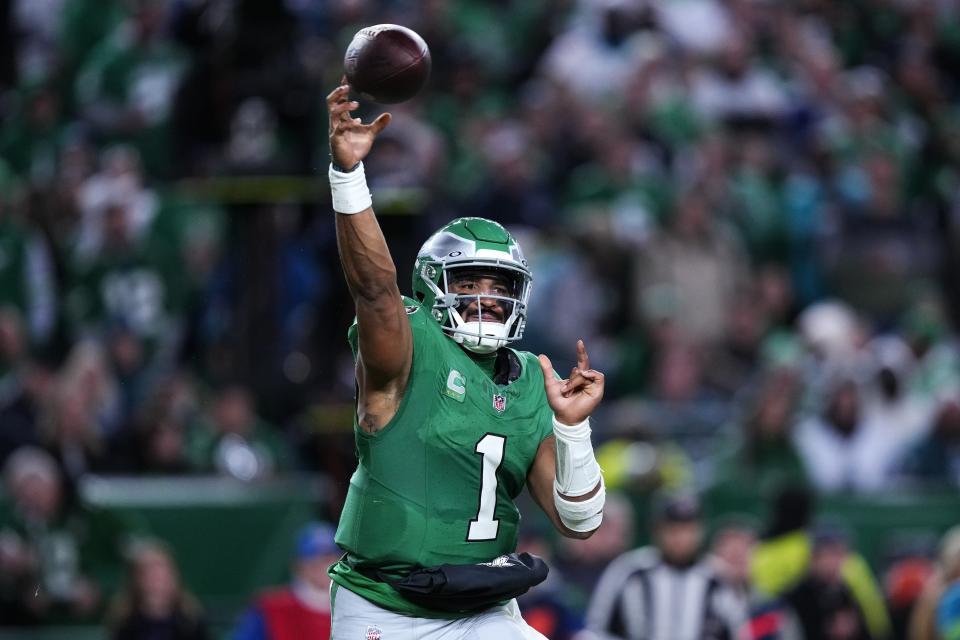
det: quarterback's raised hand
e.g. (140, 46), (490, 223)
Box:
(538, 340), (605, 425)
(327, 81), (391, 169)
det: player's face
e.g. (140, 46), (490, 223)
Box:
(448, 272), (513, 324)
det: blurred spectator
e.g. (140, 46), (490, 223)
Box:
(129, 394), (192, 475)
(900, 398), (960, 487)
(540, 0), (658, 102)
(56, 339), (123, 436)
(38, 341), (122, 499)
(231, 522), (336, 640)
(106, 538), (210, 640)
(648, 336), (711, 405)
(58, 0), (129, 94)
(751, 487), (891, 639)
(75, 0), (187, 177)
(364, 108), (444, 195)
(726, 134), (789, 264)
(709, 518), (805, 640)
(860, 336), (934, 462)
(633, 185), (750, 346)
(902, 299), (960, 401)
(586, 493), (745, 640)
(517, 231), (613, 379)
(713, 371), (808, 495)
(793, 376), (905, 493)
(938, 581), (960, 640)
(133, 411), (192, 475)
(0, 348), (56, 467)
(113, 375), (199, 474)
(187, 385), (293, 481)
(0, 77), (67, 187)
(652, 0), (731, 57)
(784, 528), (873, 640)
(0, 307), (27, 389)
(910, 526), (960, 640)
(65, 175), (185, 364)
(224, 98), (286, 173)
(702, 286), (771, 396)
(75, 145), (158, 259)
(0, 446), (125, 625)
(796, 301), (863, 380)
(198, 204), (323, 401)
(0, 191), (56, 345)
(690, 32), (789, 125)
(828, 147), (938, 324)
(883, 555), (935, 640)
(709, 519), (758, 606)
(10, 0), (64, 82)
(461, 121), (556, 229)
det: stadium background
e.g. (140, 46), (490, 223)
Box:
(1, 0), (960, 637)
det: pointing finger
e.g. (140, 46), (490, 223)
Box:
(576, 339), (590, 372)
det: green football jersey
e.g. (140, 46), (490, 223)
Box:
(330, 297), (554, 617)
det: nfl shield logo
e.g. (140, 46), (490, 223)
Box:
(365, 626), (382, 640)
(493, 394), (507, 412)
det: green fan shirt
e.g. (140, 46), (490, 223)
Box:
(329, 297), (554, 618)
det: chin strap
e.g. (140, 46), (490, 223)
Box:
(454, 320), (509, 353)
(438, 291), (523, 354)
(552, 416), (605, 532)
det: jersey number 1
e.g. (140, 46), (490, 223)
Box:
(467, 433), (506, 541)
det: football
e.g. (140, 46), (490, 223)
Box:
(343, 24), (431, 104)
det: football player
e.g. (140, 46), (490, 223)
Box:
(325, 83), (606, 639)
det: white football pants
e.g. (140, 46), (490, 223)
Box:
(330, 583), (548, 640)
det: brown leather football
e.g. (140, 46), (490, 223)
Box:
(344, 24), (431, 104)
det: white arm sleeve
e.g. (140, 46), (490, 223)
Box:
(552, 416), (605, 532)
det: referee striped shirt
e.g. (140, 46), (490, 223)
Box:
(586, 547), (745, 640)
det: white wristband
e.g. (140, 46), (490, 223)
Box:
(554, 477), (605, 532)
(552, 415), (591, 441)
(329, 162), (372, 214)
(552, 415), (602, 498)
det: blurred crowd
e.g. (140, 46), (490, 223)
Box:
(1, 0), (960, 636)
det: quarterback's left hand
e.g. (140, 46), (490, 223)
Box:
(538, 340), (605, 426)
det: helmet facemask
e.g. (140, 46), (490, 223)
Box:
(441, 267), (528, 354)
(412, 218), (533, 354)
